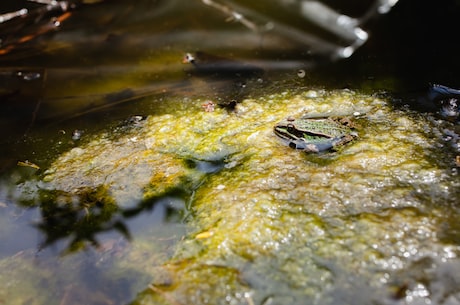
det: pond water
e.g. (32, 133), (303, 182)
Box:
(1, 1), (460, 305)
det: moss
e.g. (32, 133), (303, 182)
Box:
(132, 90), (459, 304)
(19, 88), (460, 305)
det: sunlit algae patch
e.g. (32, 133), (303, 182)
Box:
(34, 89), (460, 304)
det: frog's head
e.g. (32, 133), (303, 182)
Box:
(273, 117), (303, 141)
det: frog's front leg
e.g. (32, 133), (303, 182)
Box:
(290, 139), (334, 152)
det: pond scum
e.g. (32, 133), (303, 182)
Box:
(5, 88), (460, 305)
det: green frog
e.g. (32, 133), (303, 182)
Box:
(273, 116), (358, 152)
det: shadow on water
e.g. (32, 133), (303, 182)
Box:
(7, 153), (226, 255)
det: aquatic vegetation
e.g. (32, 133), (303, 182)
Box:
(22, 88), (460, 304)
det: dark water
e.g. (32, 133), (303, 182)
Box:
(1, 0), (460, 304)
(1, 0), (459, 149)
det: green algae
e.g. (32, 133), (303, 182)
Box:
(13, 88), (460, 305)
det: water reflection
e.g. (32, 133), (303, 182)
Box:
(34, 186), (130, 253)
(4, 153), (224, 256)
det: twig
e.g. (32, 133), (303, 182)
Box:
(201, 0), (259, 32)
(0, 9), (28, 24)
(148, 284), (183, 305)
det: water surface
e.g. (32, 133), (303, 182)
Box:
(1, 1), (460, 304)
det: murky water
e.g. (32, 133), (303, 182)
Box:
(1, 1), (460, 305)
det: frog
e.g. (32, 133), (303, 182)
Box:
(273, 115), (358, 153)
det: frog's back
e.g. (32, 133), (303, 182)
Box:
(301, 118), (351, 138)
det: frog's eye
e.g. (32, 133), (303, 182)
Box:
(287, 124), (295, 132)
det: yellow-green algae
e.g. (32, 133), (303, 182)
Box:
(27, 89), (460, 304)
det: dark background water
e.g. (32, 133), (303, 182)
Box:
(344, 0), (460, 90)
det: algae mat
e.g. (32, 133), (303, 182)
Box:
(21, 89), (460, 304)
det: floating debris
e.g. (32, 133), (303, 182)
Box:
(201, 100), (215, 112)
(195, 231), (213, 239)
(72, 129), (83, 141)
(297, 69), (306, 78)
(17, 160), (40, 170)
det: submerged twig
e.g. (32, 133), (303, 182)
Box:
(148, 284), (183, 305)
(0, 0), (101, 55)
(17, 160), (40, 170)
(200, 0), (399, 59)
(0, 9), (28, 24)
(201, 0), (260, 32)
